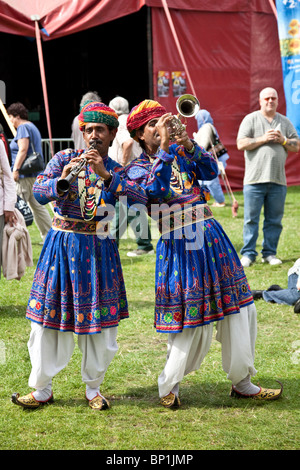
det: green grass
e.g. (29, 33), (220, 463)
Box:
(0, 187), (299, 450)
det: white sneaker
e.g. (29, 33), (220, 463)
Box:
(127, 249), (154, 257)
(262, 255), (282, 266)
(240, 256), (253, 267)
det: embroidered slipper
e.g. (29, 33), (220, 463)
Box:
(11, 392), (54, 409)
(87, 394), (110, 410)
(230, 381), (283, 401)
(160, 392), (181, 408)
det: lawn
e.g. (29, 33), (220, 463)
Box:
(0, 186), (299, 451)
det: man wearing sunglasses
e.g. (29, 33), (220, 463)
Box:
(237, 87), (299, 268)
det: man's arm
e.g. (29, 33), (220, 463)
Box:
(122, 139), (134, 166)
(237, 135), (267, 151)
(282, 136), (300, 153)
(237, 128), (300, 152)
(12, 137), (29, 181)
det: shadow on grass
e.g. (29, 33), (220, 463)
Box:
(115, 377), (299, 410)
(0, 306), (27, 317)
(11, 377), (299, 415)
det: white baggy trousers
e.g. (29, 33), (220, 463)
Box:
(158, 304), (257, 398)
(27, 322), (118, 391)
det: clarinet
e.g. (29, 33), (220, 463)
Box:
(57, 141), (98, 194)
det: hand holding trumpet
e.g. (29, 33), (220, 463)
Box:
(157, 94), (199, 153)
(174, 128), (194, 152)
(156, 113), (194, 153)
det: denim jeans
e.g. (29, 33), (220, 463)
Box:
(202, 154), (229, 203)
(241, 183), (287, 261)
(263, 274), (300, 306)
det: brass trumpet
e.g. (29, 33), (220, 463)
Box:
(57, 141), (98, 194)
(168, 94), (200, 140)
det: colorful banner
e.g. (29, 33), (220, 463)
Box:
(276, 0), (300, 135)
(171, 72), (187, 97)
(157, 71), (170, 97)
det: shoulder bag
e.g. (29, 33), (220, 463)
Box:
(0, 160), (33, 226)
(15, 195), (34, 226)
(207, 126), (228, 159)
(19, 124), (45, 175)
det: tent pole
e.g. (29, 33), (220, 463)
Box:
(33, 18), (54, 157)
(161, 1), (238, 216)
(0, 98), (16, 137)
(268, 0), (277, 18)
(147, 7), (153, 99)
(161, 0), (196, 96)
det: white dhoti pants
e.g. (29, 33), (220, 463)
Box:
(158, 304), (257, 397)
(27, 322), (118, 392)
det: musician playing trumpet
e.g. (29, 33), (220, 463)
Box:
(118, 98), (283, 407)
(11, 101), (149, 411)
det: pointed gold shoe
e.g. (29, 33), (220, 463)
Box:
(230, 381), (283, 401)
(88, 394), (110, 410)
(160, 392), (181, 408)
(11, 392), (54, 409)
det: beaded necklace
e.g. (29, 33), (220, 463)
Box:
(170, 157), (184, 193)
(144, 148), (184, 192)
(78, 166), (104, 220)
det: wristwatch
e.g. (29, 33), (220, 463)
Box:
(103, 170), (114, 186)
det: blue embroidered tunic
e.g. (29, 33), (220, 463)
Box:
(26, 148), (143, 335)
(107, 142), (254, 333)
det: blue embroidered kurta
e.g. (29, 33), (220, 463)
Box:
(26, 149), (138, 335)
(108, 142), (254, 333)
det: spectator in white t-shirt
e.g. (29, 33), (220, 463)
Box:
(237, 87), (299, 267)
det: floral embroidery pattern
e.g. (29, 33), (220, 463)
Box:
(26, 157), (129, 335)
(154, 217), (253, 333)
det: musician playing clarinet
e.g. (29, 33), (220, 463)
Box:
(11, 101), (148, 411)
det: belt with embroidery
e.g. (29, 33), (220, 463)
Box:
(159, 203), (214, 236)
(52, 215), (109, 235)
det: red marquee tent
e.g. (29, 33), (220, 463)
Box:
(0, 0), (299, 190)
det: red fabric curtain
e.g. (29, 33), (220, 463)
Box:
(0, 0), (277, 39)
(151, 6), (300, 190)
(0, 1), (34, 36)
(0, 0), (147, 38)
(42, 0), (146, 39)
(1, 0), (299, 189)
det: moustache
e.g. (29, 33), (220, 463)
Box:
(89, 139), (103, 147)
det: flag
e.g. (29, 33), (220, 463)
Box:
(276, 0), (300, 135)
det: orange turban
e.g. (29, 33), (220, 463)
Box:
(126, 100), (166, 140)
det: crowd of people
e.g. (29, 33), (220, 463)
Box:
(0, 86), (299, 411)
